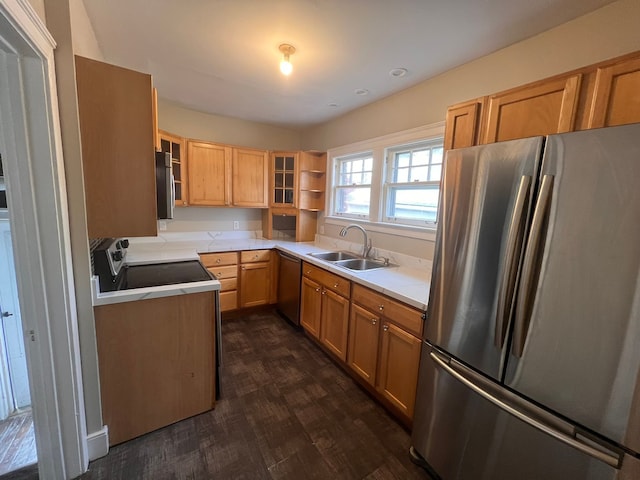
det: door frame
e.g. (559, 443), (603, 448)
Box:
(0, 0), (88, 478)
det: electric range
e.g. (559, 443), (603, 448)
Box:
(93, 238), (214, 292)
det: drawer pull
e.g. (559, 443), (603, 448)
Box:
(378, 304), (385, 311)
(334, 283), (339, 288)
(321, 290), (326, 295)
(315, 287), (320, 292)
(216, 258), (221, 263)
(371, 318), (377, 325)
(383, 324), (389, 332)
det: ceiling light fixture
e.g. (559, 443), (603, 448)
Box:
(389, 68), (408, 78)
(279, 44), (296, 76)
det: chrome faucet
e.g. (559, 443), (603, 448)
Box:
(339, 224), (372, 258)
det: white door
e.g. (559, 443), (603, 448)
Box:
(0, 219), (31, 416)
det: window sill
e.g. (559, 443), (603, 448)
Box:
(324, 216), (437, 242)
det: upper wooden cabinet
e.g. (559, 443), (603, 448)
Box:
(444, 98), (484, 150)
(232, 148), (269, 208)
(271, 151), (298, 208)
(445, 51), (640, 149)
(263, 151), (326, 241)
(187, 141), (268, 208)
(159, 130), (187, 206)
(482, 74), (582, 144)
(187, 141), (231, 206)
(588, 56), (640, 128)
(298, 151), (326, 211)
(75, 56), (157, 238)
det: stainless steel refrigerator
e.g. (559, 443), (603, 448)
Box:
(410, 123), (640, 480)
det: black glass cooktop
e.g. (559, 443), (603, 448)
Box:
(114, 260), (214, 291)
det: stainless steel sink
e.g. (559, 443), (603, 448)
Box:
(334, 258), (389, 271)
(308, 251), (360, 261)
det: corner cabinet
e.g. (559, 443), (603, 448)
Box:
(263, 151), (326, 242)
(159, 130), (187, 206)
(75, 56), (157, 238)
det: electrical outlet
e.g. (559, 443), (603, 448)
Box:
(159, 220), (167, 231)
(233, 221), (240, 230)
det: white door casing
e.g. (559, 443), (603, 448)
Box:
(0, 0), (88, 478)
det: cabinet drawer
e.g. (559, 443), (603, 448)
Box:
(302, 262), (350, 298)
(206, 265), (237, 280)
(218, 277), (237, 292)
(219, 290), (237, 312)
(200, 252), (238, 267)
(240, 249), (271, 263)
(352, 284), (423, 337)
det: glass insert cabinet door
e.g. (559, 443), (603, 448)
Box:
(272, 153), (296, 207)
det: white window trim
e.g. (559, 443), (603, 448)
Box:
(326, 122), (444, 241)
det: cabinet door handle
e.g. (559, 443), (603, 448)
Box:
(334, 283), (339, 288)
(383, 324), (389, 332)
(371, 318), (377, 325)
(216, 258), (221, 263)
(321, 290), (326, 295)
(378, 304), (385, 311)
(315, 287), (320, 292)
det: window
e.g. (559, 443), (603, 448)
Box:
(384, 140), (443, 226)
(327, 122), (445, 236)
(333, 153), (373, 218)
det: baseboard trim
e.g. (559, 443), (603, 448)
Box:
(87, 426), (109, 461)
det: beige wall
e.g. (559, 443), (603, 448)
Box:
(301, 0), (640, 151)
(69, 0), (103, 60)
(305, 0), (640, 260)
(27, 0), (45, 23)
(158, 98), (302, 150)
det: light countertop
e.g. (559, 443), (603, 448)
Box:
(115, 231), (432, 311)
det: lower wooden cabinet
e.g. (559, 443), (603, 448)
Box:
(348, 284), (423, 420)
(300, 262), (351, 361)
(319, 288), (350, 360)
(377, 322), (422, 418)
(94, 292), (215, 446)
(300, 276), (322, 338)
(200, 252), (238, 312)
(239, 249), (272, 308)
(347, 303), (381, 386)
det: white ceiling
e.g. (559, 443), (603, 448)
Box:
(83, 0), (617, 129)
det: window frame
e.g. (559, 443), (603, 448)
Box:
(326, 122), (445, 240)
(383, 139), (443, 227)
(332, 151), (374, 220)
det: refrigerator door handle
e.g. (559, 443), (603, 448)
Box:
(512, 174), (554, 357)
(495, 175), (531, 348)
(429, 351), (622, 468)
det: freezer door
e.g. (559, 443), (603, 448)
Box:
(505, 123), (640, 453)
(425, 137), (542, 381)
(411, 345), (633, 480)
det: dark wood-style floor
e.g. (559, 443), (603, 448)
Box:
(2, 310), (430, 479)
(0, 410), (37, 478)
